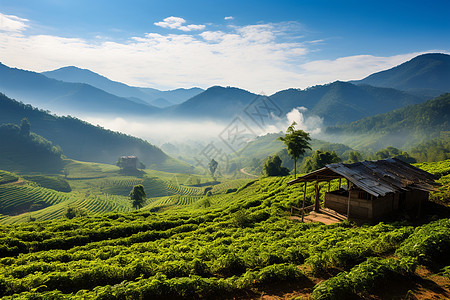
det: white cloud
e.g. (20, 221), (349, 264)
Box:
(154, 16), (205, 32)
(224, 16), (234, 20)
(0, 13), (28, 32)
(0, 13), (447, 94)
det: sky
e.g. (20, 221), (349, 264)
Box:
(1, 0), (449, 94)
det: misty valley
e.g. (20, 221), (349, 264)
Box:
(0, 53), (449, 299)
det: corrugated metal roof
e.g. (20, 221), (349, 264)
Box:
(288, 158), (440, 197)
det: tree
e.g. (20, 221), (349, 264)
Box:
(20, 118), (30, 136)
(346, 151), (363, 163)
(129, 184), (146, 209)
(263, 154), (290, 176)
(375, 146), (416, 164)
(208, 159), (218, 179)
(302, 150), (341, 173)
(278, 122), (311, 178)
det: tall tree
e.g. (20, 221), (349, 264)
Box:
(278, 122), (311, 178)
(129, 184), (146, 209)
(208, 159), (218, 179)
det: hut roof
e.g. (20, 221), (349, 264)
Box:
(288, 158), (440, 197)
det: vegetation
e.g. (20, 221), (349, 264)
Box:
(325, 93), (450, 150)
(302, 150), (341, 173)
(0, 93), (191, 173)
(262, 154), (290, 177)
(278, 121), (311, 178)
(0, 121), (63, 173)
(129, 184), (147, 209)
(0, 159), (448, 298)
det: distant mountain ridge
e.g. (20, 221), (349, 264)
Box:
(42, 66), (204, 108)
(0, 63), (160, 116)
(351, 53), (450, 97)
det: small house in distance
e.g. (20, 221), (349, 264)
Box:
(118, 156), (137, 171)
(288, 158), (440, 223)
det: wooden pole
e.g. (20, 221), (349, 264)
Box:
(328, 181), (331, 192)
(347, 181), (352, 219)
(314, 180), (320, 212)
(302, 182), (307, 222)
(339, 178), (342, 189)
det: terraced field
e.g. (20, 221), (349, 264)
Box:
(0, 170), (18, 184)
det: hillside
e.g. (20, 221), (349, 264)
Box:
(352, 53), (450, 97)
(0, 121), (63, 173)
(324, 93), (450, 150)
(0, 93), (190, 173)
(42, 66), (203, 108)
(270, 81), (426, 125)
(0, 63), (159, 116)
(0, 159), (449, 299)
(165, 86), (258, 120)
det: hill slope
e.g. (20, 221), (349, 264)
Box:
(0, 122), (63, 173)
(270, 81), (426, 125)
(42, 66), (203, 107)
(324, 93), (450, 150)
(0, 93), (190, 172)
(0, 63), (159, 116)
(352, 53), (450, 97)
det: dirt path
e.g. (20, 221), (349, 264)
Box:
(240, 168), (258, 178)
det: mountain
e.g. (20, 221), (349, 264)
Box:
(0, 93), (191, 173)
(351, 53), (450, 97)
(271, 81), (426, 125)
(0, 63), (159, 116)
(42, 66), (204, 108)
(324, 93), (450, 150)
(165, 86), (258, 120)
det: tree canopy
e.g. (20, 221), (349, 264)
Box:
(278, 122), (311, 178)
(262, 155), (290, 177)
(129, 185), (146, 209)
(302, 150), (341, 173)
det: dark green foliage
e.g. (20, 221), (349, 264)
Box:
(19, 118), (30, 136)
(302, 150), (341, 172)
(312, 257), (417, 299)
(129, 184), (147, 209)
(65, 207), (87, 219)
(325, 93), (450, 150)
(0, 122), (63, 173)
(208, 159), (218, 178)
(410, 134), (450, 162)
(278, 122), (311, 178)
(262, 154), (290, 177)
(396, 218), (450, 267)
(346, 150), (363, 163)
(375, 146), (416, 163)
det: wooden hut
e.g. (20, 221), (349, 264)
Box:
(288, 158), (440, 223)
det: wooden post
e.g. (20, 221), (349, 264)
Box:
(314, 181), (320, 212)
(339, 178), (342, 189)
(302, 182), (307, 222)
(328, 181), (331, 192)
(347, 181), (352, 219)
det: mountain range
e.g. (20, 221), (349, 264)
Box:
(2, 53), (449, 126)
(42, 66), (204, 108)
(351, 53), (450, 97)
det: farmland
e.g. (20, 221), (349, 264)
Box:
(0, 160), (449, 298)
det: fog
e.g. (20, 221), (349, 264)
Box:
(83, 106), (324, 149)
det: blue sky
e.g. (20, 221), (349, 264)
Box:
(1, 0), (449, 93)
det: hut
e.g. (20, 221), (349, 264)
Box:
(119, 156), (137, 170)
(288, 158), (440, 223)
